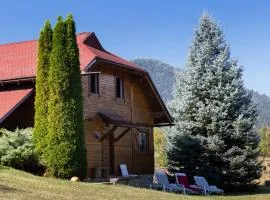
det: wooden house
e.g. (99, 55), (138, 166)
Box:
(0, 32), (173, 177)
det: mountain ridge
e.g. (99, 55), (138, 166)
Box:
(131, 58), (270, 128)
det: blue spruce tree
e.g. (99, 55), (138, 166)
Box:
(167, 13), (262, 187)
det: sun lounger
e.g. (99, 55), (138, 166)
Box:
(152, 170), (185, 193)
(175, 173), (204, 194)
(194, 176), (224, 195)
(119, 164), (137, 177)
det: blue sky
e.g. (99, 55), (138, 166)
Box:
(0, 1), (269, 95)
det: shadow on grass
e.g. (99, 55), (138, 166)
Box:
(218, 186), (270, 197)
(0, 184), (18, 193)
(109, 176), (270, 197)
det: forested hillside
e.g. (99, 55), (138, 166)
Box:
(132, 58), (270, 128)
(131, 59), (178, 102)
(251, 90), (270, 127)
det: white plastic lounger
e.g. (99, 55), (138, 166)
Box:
(119, 164), (137, 177)
(194, 176), (224, 195)
(153, 170), (185, 193)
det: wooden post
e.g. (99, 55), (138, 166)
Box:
(114, 127), (130, 142)
(100, 126), (116, 141)
(110, 131), (115, 175)
(131, 86), (134, 173)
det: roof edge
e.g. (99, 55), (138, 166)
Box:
(0, 89), (34, 124)
(144, 72), (173, 124)
(83, 57), (147, 73)
(0, 76), (35, 83)
(0, 32), (91, 47)
(85, 58), (173, 124)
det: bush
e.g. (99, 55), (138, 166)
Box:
(0, 128), (43, 174)
(154, 128), (167, 168)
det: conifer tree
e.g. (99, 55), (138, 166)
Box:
(47, 16), (86, 178)
(64, 14), (87, 178)
(167, 13), (262, 186)
(33, 20), (52, 160)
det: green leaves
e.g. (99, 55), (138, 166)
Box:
(46, 15), (86, 179)
(0, 128), (39, 171)
(154, 128), (167, 168)
(34, 15), (86, 179)
(33, 20), (52, 160)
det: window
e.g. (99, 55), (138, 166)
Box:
(136, 130), (148, 153)
(89, 73), (99, 94)
(115, 77), (124, 98)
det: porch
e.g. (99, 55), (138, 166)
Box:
(84, 110), (155, 178)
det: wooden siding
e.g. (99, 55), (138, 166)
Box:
(82, 65), (155, 176)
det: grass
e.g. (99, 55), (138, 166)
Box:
(0, 167), (270, 200)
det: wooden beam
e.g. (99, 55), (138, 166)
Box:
(81, 71), (100, 75)
(131, 85), (134, 173)
(154, 123), (175, 127)
(99, 126), (117, 141)
(0, 76), (35, 85)
(110, 131), (115, 175)
(110, 122), (153, 129)
(152, 111), (166, 118)
(84, 116), (94, 122)
(114, 128), (130, 142)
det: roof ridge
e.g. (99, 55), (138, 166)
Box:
(0, 31), (143, 82)
(0, 32), (92, 47)
(0, 39), (37, 47)
(77, 31), (92, 36)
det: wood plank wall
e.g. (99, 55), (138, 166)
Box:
(82, 65), (154, 177)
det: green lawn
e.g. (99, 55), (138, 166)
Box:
(0, 167), (269, 200)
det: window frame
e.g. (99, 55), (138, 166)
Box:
(135, 129), (149, 154)
(115, 76), (124, 99)
(89, 73), (100, 95)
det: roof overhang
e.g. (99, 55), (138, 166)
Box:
(0, 76), (35, 86)
(83, 57), (146, 74)
(99, 111), (153, 128)
(0, 88), (34, 124)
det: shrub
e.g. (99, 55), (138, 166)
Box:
(259, 127), (270, 156)
(0, 128), (43, 174)
(154, 128), (167, 168)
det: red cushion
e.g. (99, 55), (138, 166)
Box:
(177, 175), (203, 193)
(177, 175), (189, 188)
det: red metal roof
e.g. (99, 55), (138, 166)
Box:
(0, 88), (33, 123)
(0, 32), (142, 81)
(0, 32), (172, 126)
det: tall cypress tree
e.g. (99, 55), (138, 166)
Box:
(64, 14), (87, 178)
(33, 20), (52, 160)
(167, 13), (262, 187)
(47, 16), (86, 178)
